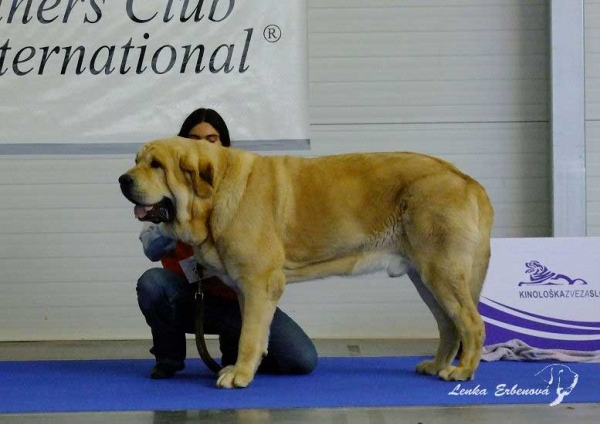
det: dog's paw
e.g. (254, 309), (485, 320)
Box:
(217, 365), (234, 378)
(216, 365), (254, 389)
(438, 365), (474, 381)
(415, 359), (443, 376)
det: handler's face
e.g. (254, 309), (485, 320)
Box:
(188, 122), (222, 146)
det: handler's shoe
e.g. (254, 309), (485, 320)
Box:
(150, 362), (185, 379)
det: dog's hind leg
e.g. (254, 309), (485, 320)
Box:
(401, 178), (491, 380)
(407, 269), (461, 376)
(419, 258), (485, 381)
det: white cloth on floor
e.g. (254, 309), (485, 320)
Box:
(481, 339), (600, 363)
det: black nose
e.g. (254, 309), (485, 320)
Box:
(119, 174), (133, 186)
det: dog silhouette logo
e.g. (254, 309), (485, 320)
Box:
(519, 261), (588, 286)
(536, 364), (579, 406)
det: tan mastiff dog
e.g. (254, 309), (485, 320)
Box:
(119, 137), (494, 389)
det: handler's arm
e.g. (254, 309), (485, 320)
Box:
(138, 223), (177, 261)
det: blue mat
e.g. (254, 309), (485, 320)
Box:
(1, 356), (598, 413)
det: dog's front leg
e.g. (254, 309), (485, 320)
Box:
(216, 270), (284, 389)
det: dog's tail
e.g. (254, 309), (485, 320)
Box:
(467, 179), (494, 303)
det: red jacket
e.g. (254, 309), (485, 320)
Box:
(160, 242), (237, 301)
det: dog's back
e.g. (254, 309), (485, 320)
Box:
(245, 152), (493, 281)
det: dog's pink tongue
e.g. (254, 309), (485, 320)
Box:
(134, 205), (153, 219)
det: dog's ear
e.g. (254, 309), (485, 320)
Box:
(536, 365), (554, 384)
(198, 160), (214, 187)
(180, 153), (213, 199)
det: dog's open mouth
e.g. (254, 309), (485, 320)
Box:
(133, 198), (175, 224)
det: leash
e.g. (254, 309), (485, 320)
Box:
(194, 282), (223, 373)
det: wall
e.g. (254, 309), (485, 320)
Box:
(586, 0), (600, 235)
(0, 0), (551, 340)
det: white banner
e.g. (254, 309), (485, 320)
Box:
(0, 0), (309, 147)
(480, 238), (600, 351)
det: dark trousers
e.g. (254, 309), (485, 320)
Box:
(136, 268), (318, 374)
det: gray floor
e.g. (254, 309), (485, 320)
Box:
(1, 339), (598, 423)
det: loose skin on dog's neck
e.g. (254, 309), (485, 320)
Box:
(208, 146), (257, 242)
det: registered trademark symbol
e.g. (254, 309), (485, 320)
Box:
(263, 24), (282, 43)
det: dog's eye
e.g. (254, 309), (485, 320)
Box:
(150, 159), (162, 169)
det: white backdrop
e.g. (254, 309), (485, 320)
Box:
(0, 0), (309, 145)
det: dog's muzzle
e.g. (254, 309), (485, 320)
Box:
(118, 173), (175, 224)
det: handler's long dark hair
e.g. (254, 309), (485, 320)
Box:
(177, 108), (231, 147)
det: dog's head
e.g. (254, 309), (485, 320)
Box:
(536, 364), (579, 406)
(119, 136), (220, 245)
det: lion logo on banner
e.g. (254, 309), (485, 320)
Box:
(518, 261), (588, 286)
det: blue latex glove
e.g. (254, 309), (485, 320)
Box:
(138, 223), (177, 262)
